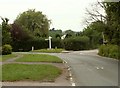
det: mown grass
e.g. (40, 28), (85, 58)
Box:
(0, 54), (17, 61)
(15, 54), (63, 63)
(32, 49), (64, 53)
(2, 64), (62, 82)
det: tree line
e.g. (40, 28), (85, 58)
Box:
(1, 1), (120, 59)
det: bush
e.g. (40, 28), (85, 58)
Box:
(12, 38), (48, 52)
(2, 44), (12, 55)
(51, 38), (63, 48)
(98, 44), (119, 59)
(63, 36), (90, 51)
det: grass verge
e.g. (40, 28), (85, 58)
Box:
(15, 54), (63, 63)
(2, 64), (62, 82)
(32, 49), (64, 53)
(1, 54), (17, 61)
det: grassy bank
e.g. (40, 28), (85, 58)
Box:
(1, 54), (17, 61)
(15, 54), (63, 63)
(2, 64), (62, 82)
(31, 49), (64, 53)
(98, 44), (119, 60)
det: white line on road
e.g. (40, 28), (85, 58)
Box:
(72, 83), (76, 86)
(64, 60), (76, 86)
(69, 73), (72, 77)
(96, 67), (100, 69)
(101, 67), (104, 69)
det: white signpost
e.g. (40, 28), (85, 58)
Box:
(45, 36), (52, 49)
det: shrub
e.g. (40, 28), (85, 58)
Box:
(98, 44), (119, 59)
(2, 44), (12, 55)
(63, 36), (90, 51)
(51, 38), (63, 48)
(12, 38), (48, 52)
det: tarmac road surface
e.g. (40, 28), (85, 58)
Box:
(53, 50), (118, 86)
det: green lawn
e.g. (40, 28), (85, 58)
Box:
(1, 54), (17, 61)
(15, 54), (63, 63)
(32, 49), (64, 53)
(2, 64), (62, 82)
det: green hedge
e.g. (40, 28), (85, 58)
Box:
(12, 38), (48, 52)
(98, 44), (119, 59)
(12, 38), (63, 52)
(63, 36), (90, 51)
(12, 36), (93, 52)
(51, 38), (63, 48)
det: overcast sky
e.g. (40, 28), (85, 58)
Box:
(0, 0), (103, 32)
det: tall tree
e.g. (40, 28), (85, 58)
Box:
(85, 1), (120, 45)
(104, 2), (120, 45)
(83, 21), (104, 48)
(1, 17), (12, 45)
(14, 9), (51, 37)
(11, 23), (32, 42)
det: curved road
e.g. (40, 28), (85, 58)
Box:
(53, 50), (118, 86)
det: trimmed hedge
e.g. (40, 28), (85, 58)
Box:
(2, 44), (12, 55)
(51, 38), (63, 48)
(12, 38), (48, 52)
(98, 44), (119, 59)
(63, 36), (90, 51)
(12, 38), (63, 52)
(12, 36), (93, 52)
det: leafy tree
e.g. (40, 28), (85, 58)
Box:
(1, 18), (12, 45)
(14, 9), (50, 37)
(64, 30), (76, 38)
(103, 2), (120, 45)
(49, 28), (62, 38)
(82, 21), (104, 48)
(85, 1), (120, 45)
(11, 23), (32, 42)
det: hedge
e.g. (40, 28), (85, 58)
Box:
(98, 44), (119, 59)
(63, 36), (90, 51)
(12, 36), (93, 51)
(12, 38), (63, 52)
(12, 38), (48, 52)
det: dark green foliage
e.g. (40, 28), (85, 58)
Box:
(11, 23), (32, 41)
(63, 36), (90, 51)
(49, 28), (62, 38)
(82, 21), (104, 49)
(103, 2), (120, 45)
(51, 38), (63, 48)
(1, 18), (12, 45)
(2, 44), (12, 55)
(98, 44), (119, 59)
(14, 9), (50, 37)
(12, 38), (64, 52)
(12, 38), (48, 52)
(64, 30), (76, 38)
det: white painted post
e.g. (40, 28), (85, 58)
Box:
(49, 36), (52, 49)
(32, 46), (34, 51)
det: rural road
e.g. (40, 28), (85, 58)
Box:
(13, 49), (118, 86)
(52, 50), (118, 86)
